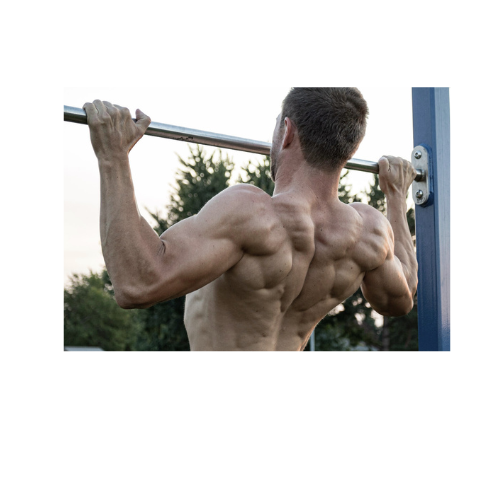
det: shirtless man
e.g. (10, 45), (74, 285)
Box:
(83, 88), (418, 351)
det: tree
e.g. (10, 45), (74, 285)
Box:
(148, 144), (235, 232)
(238, 155), (274, 194)
(64, 270), (141, 351)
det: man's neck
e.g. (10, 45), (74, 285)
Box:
(273, 158), (342, 203)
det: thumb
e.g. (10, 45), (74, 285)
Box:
(135, 109), (151, 134)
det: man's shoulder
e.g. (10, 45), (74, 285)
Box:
(348, 202), (390, 235)
(348, 201), (383, 218)
(213, 184), (274, 221)
(347, 202), (392, 270)
(220, 183), (272, 203)
(207, 184), (279, 244)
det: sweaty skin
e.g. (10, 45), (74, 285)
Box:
(83, 100), (418, 351)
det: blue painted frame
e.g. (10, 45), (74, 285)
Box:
(412, 88), (450, 351)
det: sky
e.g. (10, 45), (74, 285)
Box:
(64, 86), (415, 285)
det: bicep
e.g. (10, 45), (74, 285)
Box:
(361, 252), (414, 316)
(354, 205), (413, 316)
(141, 186), (264, 306)
(156, 213), (244, 300)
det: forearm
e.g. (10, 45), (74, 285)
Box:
(99, 156), (164, 306)
(386, 193), (418, 295)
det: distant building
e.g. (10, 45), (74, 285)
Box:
(64, 346), (104, 351)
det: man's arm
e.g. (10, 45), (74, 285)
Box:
(83, 100), (264, 309)
(359, 156), (418, 316)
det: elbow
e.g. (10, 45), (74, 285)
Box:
(114, 288), (139, 309)
(386, 296), (414, 317)
(115, 283), (173, 310)
(391, 303), (414, 317)
(113, 268), (175, 309)
(114, 286), (153, 310)
(375, 294), (414, 317)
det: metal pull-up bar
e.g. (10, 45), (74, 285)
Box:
(64, 105), (423, 181)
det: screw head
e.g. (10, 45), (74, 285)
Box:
(416, 190), (424, 199)
(414, 151), (422, 160)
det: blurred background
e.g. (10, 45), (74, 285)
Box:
(64, 87), (417, 351)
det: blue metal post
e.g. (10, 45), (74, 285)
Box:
(412, 88), (450, 351)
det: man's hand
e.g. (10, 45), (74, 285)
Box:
(83, 100), (151, 162)
(378, 156), (417, 197)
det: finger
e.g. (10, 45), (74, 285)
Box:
(92, 99), (110, 120)
(82, 102), (98, 124)
(378, 156), (390, 172)
(114, 104), (131, 120)
(102, 100), (118, 119)
(403, 159), (416, 178)
(412, 165), (419, 180)
(135, 109), (152, 134)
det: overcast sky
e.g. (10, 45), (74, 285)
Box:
(64, 87), (415, 285)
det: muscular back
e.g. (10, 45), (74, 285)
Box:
(185, 185), (388, 351)
(82, 100), (417, 351)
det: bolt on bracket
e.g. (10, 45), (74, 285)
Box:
(412, 145), (431, 206)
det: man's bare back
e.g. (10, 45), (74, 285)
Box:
(184, 186), (384, 350)
(83, 88), (418, 351)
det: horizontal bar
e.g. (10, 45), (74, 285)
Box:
(64, 105), (422, 180)
(64, 105), (270, 155)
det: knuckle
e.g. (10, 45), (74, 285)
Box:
(103, 101), (115, 111)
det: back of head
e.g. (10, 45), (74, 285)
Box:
(281, 87), (369, 172)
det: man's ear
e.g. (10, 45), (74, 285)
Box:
(281, 117), (296, 149)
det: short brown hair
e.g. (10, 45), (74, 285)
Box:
(281, 87), (369, 171)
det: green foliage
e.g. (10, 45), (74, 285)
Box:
(238, 155), (274, 195)
(338, 170), (362, 205)
(134, 298), (190, 351)
(365, 172), (387, 213)
(384, 293), (418, 350)
(64, 270), (141, 351)
(147, 145), (234, 233)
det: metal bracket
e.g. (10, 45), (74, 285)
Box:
(412, 145), (431, 206)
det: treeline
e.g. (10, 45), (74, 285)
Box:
(64, 145), (418, 351)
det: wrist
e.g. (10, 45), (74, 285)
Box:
(386, 192), (408, 220)
(98, 153), (130, 169)
(386, 190), (407, 206)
